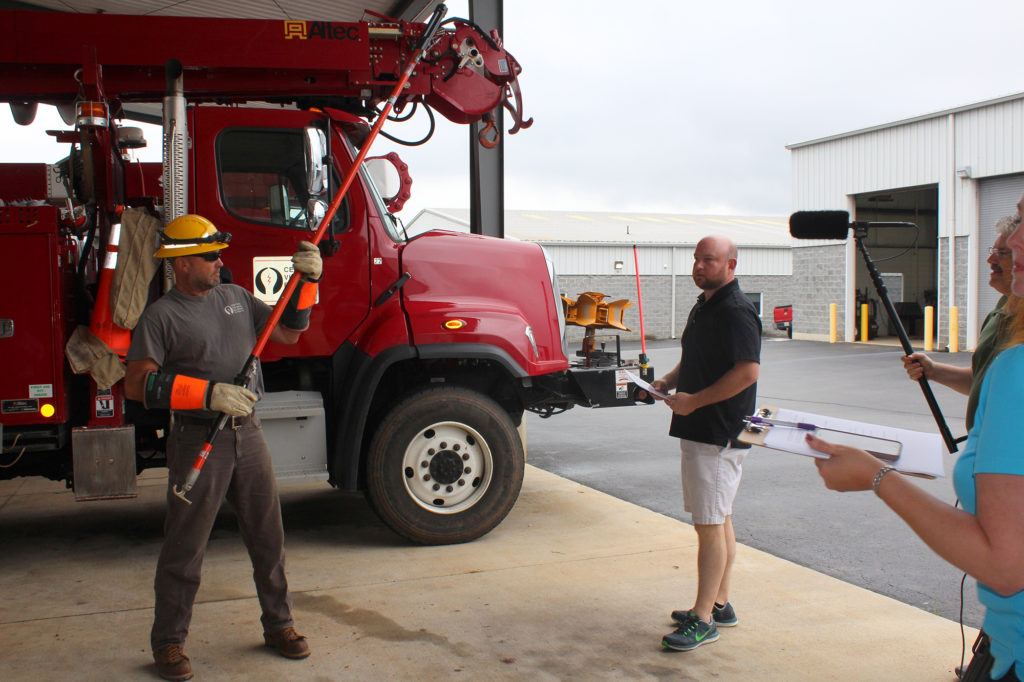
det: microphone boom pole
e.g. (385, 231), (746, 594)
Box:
(789, 211), (959, 453)
(852, 228), (958, 453)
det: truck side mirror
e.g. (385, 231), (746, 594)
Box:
(303, 127), (328, 196)
(305, 198), (327, 231)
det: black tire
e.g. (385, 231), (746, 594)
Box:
(366, 386), (525, 545)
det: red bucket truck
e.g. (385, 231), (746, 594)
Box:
(0, 9), (652, 544)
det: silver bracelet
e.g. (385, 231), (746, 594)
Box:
(872, 466), (898, 495)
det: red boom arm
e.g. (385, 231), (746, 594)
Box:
(0, 10), (531, 135)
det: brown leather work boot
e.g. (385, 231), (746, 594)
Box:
(263, 626), (311, 659)
(153, 644), (193, 681)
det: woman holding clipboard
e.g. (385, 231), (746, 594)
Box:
(807, 199), (1024, 682)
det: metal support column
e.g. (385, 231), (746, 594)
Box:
(468, 0), (504, 238)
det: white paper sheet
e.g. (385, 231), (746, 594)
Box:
(759, 407), (945, 478)
(624, 371), (669, 400)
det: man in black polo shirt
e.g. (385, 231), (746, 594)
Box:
(647, 235), (761, 652)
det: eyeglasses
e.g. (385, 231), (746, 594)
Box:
(193, 251), (222, 262)
(988, 247), (1012, 258)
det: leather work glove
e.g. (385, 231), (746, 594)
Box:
(207, 383), (258, 416)
(292, 241), (322, 281)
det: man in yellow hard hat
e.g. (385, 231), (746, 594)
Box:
(124, 214), (322, 681)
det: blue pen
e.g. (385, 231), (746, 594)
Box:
(747, 416), (816, 431)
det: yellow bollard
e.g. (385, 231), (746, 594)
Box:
(829, 303), (837, 343)
(949, 307), (959, 353)
(861, 303), (869, 342)
(924, 306), (934, 351)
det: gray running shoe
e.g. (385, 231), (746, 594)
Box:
(671, 601), (738, 627)
(662, 611), (719, 651)
(712, 601), (738, 627)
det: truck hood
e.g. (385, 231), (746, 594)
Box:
(399, 230), (568, 377)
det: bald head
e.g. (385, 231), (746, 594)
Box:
(697, 235), (737, 260)
(692, 235), (737, 296)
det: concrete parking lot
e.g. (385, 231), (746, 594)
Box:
(2, 440), (971, 681)
(526, 337), (982, 629)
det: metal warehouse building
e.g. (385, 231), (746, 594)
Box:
(787, 91), (1024, 348)
(406, 209), (792, 343)
(409, 91), (1023, 349)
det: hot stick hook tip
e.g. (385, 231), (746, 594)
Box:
(172, 485), (193, 504)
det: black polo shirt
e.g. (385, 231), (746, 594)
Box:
(669, 278), (761, 447)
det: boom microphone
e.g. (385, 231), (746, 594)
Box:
(789, 211), (851, 240)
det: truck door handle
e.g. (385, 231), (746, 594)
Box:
(374, 272), (411, 307)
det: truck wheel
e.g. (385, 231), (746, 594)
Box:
(366, 386), (524, 545)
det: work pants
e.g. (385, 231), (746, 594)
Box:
(151, 417), (293, 651)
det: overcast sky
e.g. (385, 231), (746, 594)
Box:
(3, 0), (1023, 219)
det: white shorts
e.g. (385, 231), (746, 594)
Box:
(679, 439), (747, 525)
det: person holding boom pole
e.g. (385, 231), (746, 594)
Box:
(808, 201), (1024, 681)
(124, 214), (322, 681)
(902, 215), (1019, 432)
(125, 8), (448, 678)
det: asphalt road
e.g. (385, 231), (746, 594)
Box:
(524, 337), (984, 629)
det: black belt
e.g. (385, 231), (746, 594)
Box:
(171, 412), (259, 430)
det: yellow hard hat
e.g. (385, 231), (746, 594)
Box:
(154, 214), (232, 258)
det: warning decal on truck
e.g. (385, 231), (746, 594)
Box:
(252, 256), (320, 305)
(95, 387), (115, 419)
(252, 257), (293, 304)
(614, 369), (631, 400)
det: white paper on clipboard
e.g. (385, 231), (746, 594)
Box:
(624, 371), (669, 400)
(757, 407), (945, 478)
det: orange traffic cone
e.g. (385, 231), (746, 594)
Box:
(89, 221), (132, 357)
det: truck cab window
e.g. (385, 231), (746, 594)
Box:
(217, 128), (347, 232)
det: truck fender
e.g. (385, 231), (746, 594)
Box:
(330, 343), (415, 490)
(329, 342), (530, 491)
(416, 343), (528, 378)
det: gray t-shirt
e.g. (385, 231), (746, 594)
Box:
(128, 284), (272, 415)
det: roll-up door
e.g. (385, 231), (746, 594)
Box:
(977, 174), (1024, 315)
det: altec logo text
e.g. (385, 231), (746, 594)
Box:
(284, 21), (360, 40)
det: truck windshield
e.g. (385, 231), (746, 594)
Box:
(337, 130), (406, 243)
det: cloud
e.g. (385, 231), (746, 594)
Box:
(4, 0), (1022, 219)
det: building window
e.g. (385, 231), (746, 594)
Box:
(746, 292), (762, 316)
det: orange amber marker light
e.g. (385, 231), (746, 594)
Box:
(76, 101), (108, 127)
(443, 319), (465, 330)
(40, 403), (56, 418)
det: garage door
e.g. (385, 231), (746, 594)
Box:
(978, 174), (1024, 315)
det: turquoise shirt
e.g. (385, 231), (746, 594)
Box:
(953, 344), (1024, 679)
